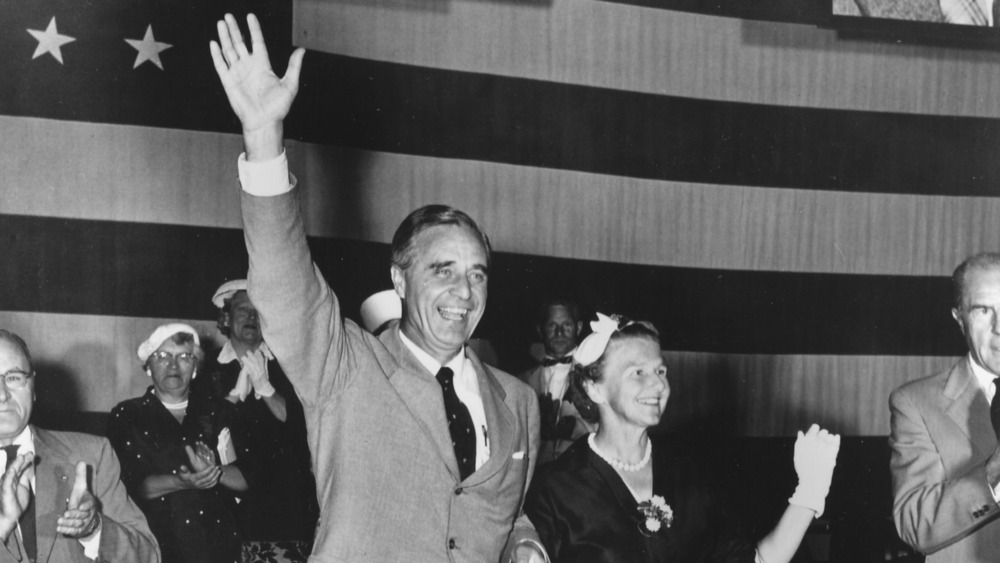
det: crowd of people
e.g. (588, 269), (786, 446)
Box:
(5, 9), (1000, 563)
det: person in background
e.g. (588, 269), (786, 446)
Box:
(525, 313), (839, 562)
(890, 252), (1000, 562)
(194, 280), (317, 546)
(519, 298), (596, 464)
(0, 329), (159, 563)
(108, 324), (249, 563)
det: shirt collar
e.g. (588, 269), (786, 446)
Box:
(969, 353), (999, 394)
(1, 426), (34, 464)
(399, 330), (465, 376)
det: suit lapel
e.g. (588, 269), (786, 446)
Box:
(380, 328), (462, 480)
(32, 429), (74, 563)
(944, 359), (998, 460)
(464, 350), (514, 485)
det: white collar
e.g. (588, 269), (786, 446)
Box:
(218, 340), (274, 365)
(398, 330), (465, 376)
(0, 426), (34, 463)
(969, 354), (999, 394)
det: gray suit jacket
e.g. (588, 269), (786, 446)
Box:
(241, 186), (542, 562)
(0, 427), (159, 563)
(890, 358), (1000, 562)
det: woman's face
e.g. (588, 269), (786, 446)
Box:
(147, 337), (197, 398)
(587, 336), (669, 432)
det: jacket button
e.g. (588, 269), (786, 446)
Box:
(454, 487), (463, 495)
(448, 538), (457, 549)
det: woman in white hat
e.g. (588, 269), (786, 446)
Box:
(107, 323), (250, 563)
(524, 314), (840, 563)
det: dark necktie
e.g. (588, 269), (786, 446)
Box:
(2, 445), (35, 562)
(992, 380), (1000, 438)
(541, 356), (572, 367)
(435, 367), (477, 480)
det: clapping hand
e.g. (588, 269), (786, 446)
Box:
(178, 443), (220, 490)
(56, 461), (100, 539)
(209, 13), (305, 138)
(242, 348), (275, 398)
(789, 424), (840, 516)
(0, 453), (32, 540)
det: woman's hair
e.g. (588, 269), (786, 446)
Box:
(567, 320), (660, 424)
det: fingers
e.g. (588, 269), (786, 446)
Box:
(209, 41), (230, 82)
(283, 48), (306, 96)
(225, 14), (250, 59)
(67, 461), (88, 509)
(215, 19), (238, 67)
(246, 13), (269, 58)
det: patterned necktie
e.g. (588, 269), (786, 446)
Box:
(992, 380), (1000, 438)
(435, 367), (477, 480)
(2, 445), (35, 562)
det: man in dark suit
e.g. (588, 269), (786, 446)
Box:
(890, 252), (1000, 562)
(518, 299), (595, 464)
(209, 13), (547, 563)
(0, 329), (158, 562)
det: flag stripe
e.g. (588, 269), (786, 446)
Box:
(5, 116), (999, 278)
(285, 51), (1000, 197)
(0, 306), (955, 437)
(293, 0), (1000, 118)
(2, 213), (966, 357)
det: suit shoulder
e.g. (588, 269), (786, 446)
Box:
(491, 365), (536, 398)
(890, 362), (957, 403)
(33, 427), (109, 456)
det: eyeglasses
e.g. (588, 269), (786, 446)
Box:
(0, 370), (33, 389)
(148, 351), (197, 367)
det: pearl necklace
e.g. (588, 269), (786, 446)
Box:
(588, 433), (651, 472)
(154, 393), (188, 410)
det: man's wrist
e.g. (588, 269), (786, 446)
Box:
(79, 512), (101, 540)
(243, 124), (284, 162)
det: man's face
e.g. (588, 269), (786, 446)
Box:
(391, 224), (488, 364)
(953, 266), (1000, 376)
(228, 291), (262, 349)
(540, 305), (581, 358)
(0, 339), (33, 443)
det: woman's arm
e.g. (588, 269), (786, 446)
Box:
(755, 504), (815, 563)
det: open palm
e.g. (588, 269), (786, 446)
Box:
(210, 13), (305, 134)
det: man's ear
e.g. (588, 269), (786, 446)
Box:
(574, 321), (583, 338)
(390, 266), (406, 300)
(952, 307), (966, 335)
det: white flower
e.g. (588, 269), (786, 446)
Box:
(645, 518), (661, 532)
(651, 495), (667, 509)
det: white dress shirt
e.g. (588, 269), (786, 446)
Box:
(967, 355), (1000, 501)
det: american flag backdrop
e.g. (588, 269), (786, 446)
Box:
(2, 0), (1000, 437)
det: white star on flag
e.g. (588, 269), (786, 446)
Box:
(26, 17), (76, 64)
(125, 25), (172, 70)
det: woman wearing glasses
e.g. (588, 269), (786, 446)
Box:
(108, 323), (251, 563)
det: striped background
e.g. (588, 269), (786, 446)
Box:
(3, 0), (999, 436)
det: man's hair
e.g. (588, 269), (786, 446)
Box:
(536, 298), (582, 328)
(390, 205), (492, 271)
(0, 330), (31, 372)
(568, 321), (660, 424)
(953, 252), (1000, 309)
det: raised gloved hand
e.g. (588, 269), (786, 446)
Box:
(242, 347), (275, 398)
(788, 424), (840, 517)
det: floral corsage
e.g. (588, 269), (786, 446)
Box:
(637, 495), (674, 535)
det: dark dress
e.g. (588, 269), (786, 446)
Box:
(193, 348), (318, 543)
(107, 387), (249, 563)
(524, 435), (756, 563)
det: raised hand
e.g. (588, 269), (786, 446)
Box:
(243, 348), (275, 397)
(186, 442), (216, 472)
(0, 454), (32, 540)
(56, 461), (100, 538)
(209, 13), (305, 145)
(789, 424), (841, 516)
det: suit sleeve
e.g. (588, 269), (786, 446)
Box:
(889, 387), (998, 554)
(241, 179), (358, 408)
(502, 389), (548, 561)
(92, 437), (161, 562)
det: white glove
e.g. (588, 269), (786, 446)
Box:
(243, 348), (275, 398)
(788, 424), (840, 517)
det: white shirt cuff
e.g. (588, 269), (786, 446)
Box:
(79, 527), (102, 559)
(237, 151), (292, 196)
(991, 479), (1000, 503)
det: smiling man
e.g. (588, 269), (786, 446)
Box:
(208, 13), (545, 563)
(891, 252), (1000, 562)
